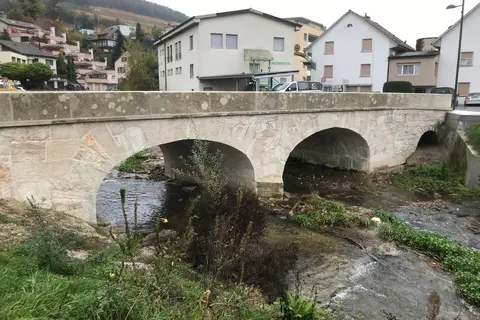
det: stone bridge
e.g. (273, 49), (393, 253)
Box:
(0, 92), (450, 223)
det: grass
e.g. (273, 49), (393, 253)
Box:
(376, 211), (480, 307)
(117, 151), (149, 173)
(294, 196), (373, 229)
(389, 162), (480, 199)
(467, 122), (480, 153)
(0, 212), (25, 225)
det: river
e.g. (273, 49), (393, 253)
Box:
(96, 146), (480, 319)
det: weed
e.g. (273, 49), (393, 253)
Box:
(0, 212), (24, 225)
(118, 151), (149, 173)
(467, 122), (480, 153)
(294, 196), (372, 229)
(389, 162), (480, 199)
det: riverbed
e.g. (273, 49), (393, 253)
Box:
(96, 146), (480, 319)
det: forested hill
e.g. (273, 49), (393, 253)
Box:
(65, 0), (189, 23)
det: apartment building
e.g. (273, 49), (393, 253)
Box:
(154, 8), (301, 91)
(0, 16), (42, 42)
(0, 40), (57, 74)
(433, 2), (480, 98)
(285, 17), (325, 81)
(115, 52), (130, 80)
(307, 10), (414, 92)
(388, 51), (439, 93)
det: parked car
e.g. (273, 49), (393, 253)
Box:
(430, 87), (457, 107)
(465, 92), (480, 106)
(271, 81), (323, 92)
(65, 83), (85, 91)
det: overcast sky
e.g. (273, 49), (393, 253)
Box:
(153, 0), (477, 46)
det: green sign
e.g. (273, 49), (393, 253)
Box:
(271, 61), (291, 65)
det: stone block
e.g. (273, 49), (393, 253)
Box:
(51, 123), (87, 140)
(210, 92), (255, 112)
(1, 127), (50, 142)
(71, 92), (151, 118)
(46, 140), (84, 161)
(153, 92), (210, 114)
(11, 142), (47, 183)
(0, 134), (10, 156)
(12, 181), (53, 208)
(12, 93), (71, 121)
(0, 94), (13, 122)
(255, 92), (306, 111)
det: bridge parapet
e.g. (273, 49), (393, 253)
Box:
(0, 92), (450, 128)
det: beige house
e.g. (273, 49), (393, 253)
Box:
(286, 17), (325, 81)
(388, 51), (439, 93)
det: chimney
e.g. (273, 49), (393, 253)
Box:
(365, 13), (370, 19)
(50, 26), (56, 37)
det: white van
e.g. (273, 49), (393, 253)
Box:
(271, 81), (323, 92)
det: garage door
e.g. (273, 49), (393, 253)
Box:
(346, 86), (358, 92)
(360, 86), (372, 92)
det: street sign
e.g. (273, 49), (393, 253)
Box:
(321, 76), (326, 83)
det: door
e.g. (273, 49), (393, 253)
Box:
(346, 86), (358, 92)
(360, 86), (372, 92)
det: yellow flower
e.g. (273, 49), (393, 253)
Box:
(160, 218), (168, 224)
(108, 272), (116, 280)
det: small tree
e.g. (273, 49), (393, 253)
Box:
(0, 28), (11, 41)
(18, 0), (46, 20)
(117, 40), (158, 91)
(56, 52), (67, 78)
(383, 81), (414, 93)
(66, 56), (77, 81)
(23, 62), (53, 89)
(151, 25), (162, 40)
(135, 22), (144, 42)
(0, 62), (27, 82)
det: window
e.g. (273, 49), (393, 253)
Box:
(117, 67), (125, 73)
(211, 33), (223, 49)
(45, 59), (54, 66)
(273, 37), (284, 51)
(160, 70), (165, 77)
(397, 64), (420, 75)
(174, 42), (178, 60)
(203, 87), (213, 91)
(435, 62), (438, 77)
(189, 35), (193, 50)
(362, 39), (372, 52)
(190, 64), (194, 78)
(249, 63), (260, 73)
(121, 56), (128, 62)
(178, 67), (182, 74)
(226, 34), (238, 49)
(288, 83), (297, 91)
(178, 41), (182, 59)
(360, 86), (372, 92)
(167, 45), (173, 63)
(325, 41), (334, 54)
(460, 52), (473, 66)
(324, 65), (333, 78)
(458, 82), (470, 96)
(360, 64), (371, 77)
(167, 69), (173, 76)
(175, 67), (178, 74)
(304, 33), (307, 41)
(11, 57), (15, 62)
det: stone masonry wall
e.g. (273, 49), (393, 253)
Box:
(0, 92), (450, 223)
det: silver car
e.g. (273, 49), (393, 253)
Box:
(465, 92), (480, 106)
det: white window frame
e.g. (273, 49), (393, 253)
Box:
(211, 33), (223, 49)
(460, 52), (473, 67)
(274, 37), (284, 52)
(396, 64), (420, 76)
(190, 64), (194, 78)
(226, 34), (238, 49)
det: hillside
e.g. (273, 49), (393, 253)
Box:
(65, 0), (189, 23)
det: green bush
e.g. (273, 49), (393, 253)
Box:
(383, 81), (414, 93)
(117, 151), (149, 173)
(294, 196), (372, 229)
(467, 122), (480, 153)
(378, 211), (480, 306)
(389, 162), (480, 198)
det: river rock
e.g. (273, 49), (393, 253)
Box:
(370, 217), (381, 224)
(142, 229), (178, 246)
(374, 242), (400, 257)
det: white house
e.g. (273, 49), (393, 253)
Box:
(306, 10), (414, 92)
(432, 2), (480, 98)
(154, 8), (302, 91)
(115, 52), (130, 80)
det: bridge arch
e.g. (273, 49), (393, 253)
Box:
(284, 127), (371, 172)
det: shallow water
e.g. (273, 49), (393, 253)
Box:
(96, 147), (480, 319)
